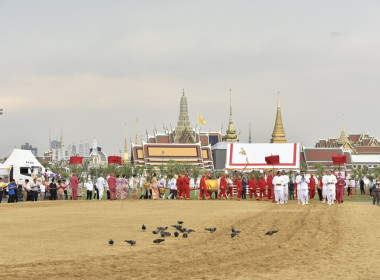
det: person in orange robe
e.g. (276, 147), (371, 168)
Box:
(218, 173), (228, 199)
(236, 175), (243, 201)
(177, 174), (183, 199)
(70, 172), (79, 200)
(266, 172), (273, 201)
(248, 173), (258, 200)
(199, 173), (210, 200)
(258, 172), (267, 200)
(182, 172), (190, 200)
(309, 173), (316, 201)
(107, 172), (117, 200)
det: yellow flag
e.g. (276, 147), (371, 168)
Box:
(198, 113), (206, 125)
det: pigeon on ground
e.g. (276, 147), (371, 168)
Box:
(184, 228), (195, 233)
(265, 230), (279, 236)
(153, 239), (165, 244)
(124, 240), (136, 246)
(174, 232), (179, 237)
(232, 228), (241, 234)
(160, 231), (166, 238)
(108, 239), (114, 245)
(178, 221), (184, 225)
(178, 227), (185, 233)
(142, 224), (146, 230)
(183, 233), (188, 238)
(231, 232), (236, 238)
(205, 228), (217, 233)
(152, 230), (160, 234)
(157, 226), (168, 231)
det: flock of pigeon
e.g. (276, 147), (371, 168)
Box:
(108, 221), (279, 246)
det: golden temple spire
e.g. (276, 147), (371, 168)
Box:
(270, 91), (287, 143)
(248, 123), (252, 143)
(135, 119), (138, 145)
(123, 125), (129, 164)
(337, 117), (349, 145)
(224, 89), (238, 142)
(59, 127), (64, 149)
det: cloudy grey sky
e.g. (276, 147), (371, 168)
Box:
(1, 0), (380, 158)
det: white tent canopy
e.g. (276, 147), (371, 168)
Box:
(3, 149), (42, 168)
(225, 143), (300, 170)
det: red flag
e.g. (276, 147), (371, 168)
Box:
(332, 155), (347, 165)
(265, 155), (280, 165)
(108, 156), (122, 165)
(69, 156), (83, 164)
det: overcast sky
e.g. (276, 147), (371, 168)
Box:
(1, 0), (380, 158)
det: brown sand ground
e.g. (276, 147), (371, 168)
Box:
(0, 200), (378, 280)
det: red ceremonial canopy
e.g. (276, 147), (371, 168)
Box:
(108, 156), (122, 165)
(69, 156), (83, 165)
(265, 155), (280, 165)
(332, 154), (347, 165)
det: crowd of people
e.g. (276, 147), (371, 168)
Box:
(1, 169), (379, 205)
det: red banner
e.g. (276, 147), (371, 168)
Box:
(332, 154), (347, 165)
(265, 155), (280, 165)
(108, 156), (122, 165)
(69, 156), (83, 164)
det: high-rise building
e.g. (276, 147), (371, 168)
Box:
(78, 141), (84, 157)
(84, 140), (90, 157)
(21, 143), (38, 156)
(71, 143), (77, 156)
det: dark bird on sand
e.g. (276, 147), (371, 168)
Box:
(183, 233), (188, 238)
(153, 239), (165, 244)
(124, 240), (136, 246)
(205, 228), (217, 233)
(178, 221), (184, 225)
(232, 228), (241, 234)
(157, 227), (168, 231)
(265, 230), (279, 236)
(108, 239), (114, 245)
(152, 230), (160, 234)
(184, 228), (195, 233)
(160, 231), (166, 238)
(174, 232), (179, 237)
(142, 224), (146, 230)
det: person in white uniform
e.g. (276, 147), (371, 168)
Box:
(281, 170), (290, 204)
(168, 175), (177, 199)
(321, 171), (328, 203)
(323, 170), (337, 205)
(272, 171), (283, 204)
(96, 175), (106, 200)
(296, 171), (310, 205)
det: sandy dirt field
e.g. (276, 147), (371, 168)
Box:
(0, 200), (378, 280)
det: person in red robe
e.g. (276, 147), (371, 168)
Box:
(182, 172), (190, 200)
(258, 172), (267, 200)
(236, 175), (243, 201)
(309, 173), (316, 201)
(336, 173), (345, 204)
(177, 174), (183, 199)
(107, 173), (117, 200)
(248, 173), (258, 200)
(266, 172), (273, 201)
(199, 173), (210, 200)
(70, 172), (79, 200)
(218, 173), (228, 199)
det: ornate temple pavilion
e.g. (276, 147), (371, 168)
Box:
(131, 91), (223, 169)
